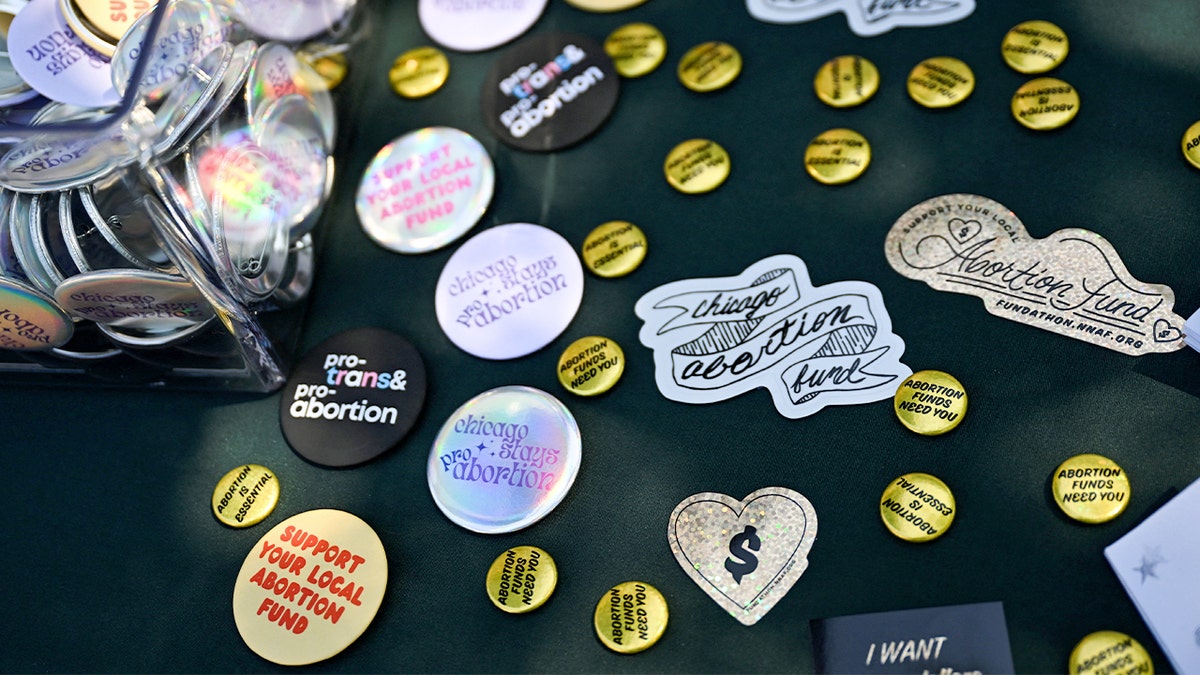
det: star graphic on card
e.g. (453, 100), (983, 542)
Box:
(1133, 546), (1166, 584)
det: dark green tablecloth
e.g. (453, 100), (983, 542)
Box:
(4, 1), (1200, 671)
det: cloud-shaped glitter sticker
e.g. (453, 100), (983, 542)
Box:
(885, 194), (1187, 356)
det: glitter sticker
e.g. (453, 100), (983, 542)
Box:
(668, 487), (817, 626)
(745, 0), (975, 36)
(886, 194), (1186, 356)
(635, 255), (911, 419)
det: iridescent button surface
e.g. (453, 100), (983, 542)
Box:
(0, 277), (74, 350)
(357, 127), (494, 254)
(435, 224), (584, 360)
(54, 270), (215, 335)
(427, 386), (582, 534)
(232, 0), (355, 42)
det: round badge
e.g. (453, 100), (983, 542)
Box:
(604, 23), (667, 79)
(558, 336), (625, 396)
(893, 370), (967, 435)
(480, 32), (620, 152)
(880, 473), (955, 543)
(232, 509), (387, 666)
(1182, 120), (1200, 170)
(419, 0), (547, 53)
(233, 0), (355, 42)
(677, 41), (742, 93)
(212, 464), (280, 528)
(427, 386), (582, 534)
(59, 0), (120, 57)
(581, 220), (647, 277)
(813, 55), (879, 108)
(1069, 631), (1153, 675)
(1002, 20), (1069, 74)
(111, 0), (225, 102)
(664, 139), (731, 194)
(435, 223), (584, 360)
(297, 43), (349, 90)
(593, 581), (668, 654)
(565, 0), (649, 11)
(1051, 454), (1131, 524)
(73, 0), (152, 45)
(54, 270), (215, 336)
(356, 127), (494, 254)
(0, 277), (74, 350)
(389, 46), (450, 99)
(486, 546), (558, 613)
(907, 56), (975, 109)
(279, 327), (427, 467)
(1011, 77), (1079, 130)
(804, 128), (871, 185)
(9, 0), (121, 108)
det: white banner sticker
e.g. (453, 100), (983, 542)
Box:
(746, 0), (975, 36)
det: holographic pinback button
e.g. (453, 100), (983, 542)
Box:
(435, 223), (584, 360)
(428, 386), (582, 534)
(357, 127), (495, 254)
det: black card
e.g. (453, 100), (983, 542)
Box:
(811, 601), (1015, 674)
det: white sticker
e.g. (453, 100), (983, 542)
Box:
(418, 0), (548, 52)
(886, 194), (1187, 356)
(745, 0), (975, 36)
(435, 223), (583, 360)
(8, 0), (121, 108)
(635, 254), (911, 419)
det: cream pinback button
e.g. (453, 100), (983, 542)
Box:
(428, 386), (582, 533)
(246, 42), (337, 152)
(605, 23), (666, 79)
(357, 127), (494, 254)
(419, 0), (547, 53)
(280, 327), (427, 467)
(594, 581), (668, 653)
(231, 0), (355, 43)
(678, 41), (742, 92)
(212, 465), (280, 528)
(435, 223), (584, 360)
(813, 55), (879, 108)
(664, 139), (730, 194)
(480, 32), (620, 152)
(232, 509), (387, 666)
(8, 0), (121, 108)
(1002, 20), (1069, 74)
(1011, 77), (1079, 130)
(0, 277), (74, 350)
(54, 270), (216, 336)
(581, 221), (646, 277)
(486, 546), (558, 613)
(907, 56), (974, 108)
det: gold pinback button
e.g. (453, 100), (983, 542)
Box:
(212, 464), (280, 528)
(390, 46), (450, 99)
(558, 336), (625, 396)
(813, 55), (880, 108)
(605, 23), (667, 79)
(582, 221), (647, 277)
(664, 139), (731, 194)
(894, 370), (967, 435)
(804, 128), (871, 185)
(298, 44), (350, 91)
(594, 581), (668, 654)
(880, 472), (955, 543)
(677, 41), (742, 93)
(907, 57), (975, 108)
(1012, 77), (1079, 130)
(1182, 120), (1200, 170)
(486, 546), (558, 614)
(1051, 454), (1130, 524)
(1002, 20), (1069, 74)
(1069, 631), (1154, 675)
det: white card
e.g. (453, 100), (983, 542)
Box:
(1104, 477), (1200, 673)
(745, 0), (975, 37)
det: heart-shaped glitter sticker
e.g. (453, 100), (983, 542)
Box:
(668, 487), (817, 626)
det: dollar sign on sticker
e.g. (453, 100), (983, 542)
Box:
(724, 525), (761, 584)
